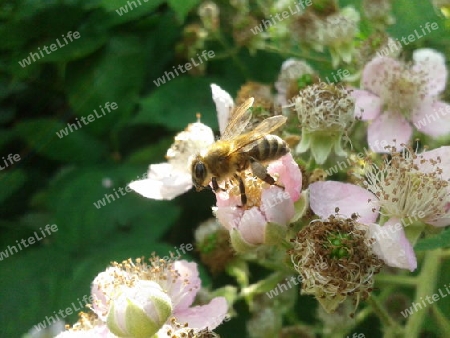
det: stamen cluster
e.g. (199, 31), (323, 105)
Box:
(289, 215), (383, 311)
(363, 147), (449, 222)
(295, 83), (355, 133)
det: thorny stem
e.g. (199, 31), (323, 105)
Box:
(240, 271), (288, 311)
(430, 302), (450, 336)
(265, 44), (332, 63)
(367, 295), (402, 333)
(212, 32), (249, 78)
(404, 249), (442, 338)
(354, 286), (394, 326)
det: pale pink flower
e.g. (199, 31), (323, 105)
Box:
(91, 258), (228, 335)
(309, 181), (417, 271)
(25, 319), (65, 338)
(54, 325), (115, 338)
(353, 48), (450, 152)
(310, 147), (450, 271)
(214, 153), (302, 246)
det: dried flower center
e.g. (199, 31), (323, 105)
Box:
(363, 148), (449, 221)
(289, 215), (383, 302)
(295, 84), (355, 133)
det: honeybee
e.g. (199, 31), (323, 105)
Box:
(191, 97), (289, 205)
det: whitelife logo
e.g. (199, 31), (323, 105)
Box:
(414, 103), (450, 131)
(153, 50), (215, 87)
(250, 0), (313, 35)
(0, 153), (21, 171)
(401, 283), (450, 318)
(376, 21), (439, 57)
(33, 295), (94, 332)
(0, 224), (58, 261)
(18, 31), (80, 68)
(55, 102), (118, 139)
(116, 0), (149, 16)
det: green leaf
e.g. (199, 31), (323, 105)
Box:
(46, 166), (180, 251)
(0, 129), (15, 150)
(0, 169), (27, 205)
(388, 0), (446, 46)
(0, 248), (67, 336)
(131, 77), (220, 131)
(415, 228), (450, 251)
(15, 118), (107, 163)
(99, 0), (165, 24)
(167, 0), (200, 21)
(65, 36), (147, 135)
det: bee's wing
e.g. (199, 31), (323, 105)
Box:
(221, 97), (254, 140)
(234, 115), (287, 152)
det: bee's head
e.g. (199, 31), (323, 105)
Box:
(191, 156), (208, 191)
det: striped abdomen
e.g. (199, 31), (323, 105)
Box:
(246, 135), (288, 163)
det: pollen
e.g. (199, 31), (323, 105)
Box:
(363, 146), (449, 222)
(378, 66), (425, 118)
(295, 83), (355, 133)
(228, 172), (267, 209)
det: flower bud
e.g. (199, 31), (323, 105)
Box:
(106, 281), (172, 338)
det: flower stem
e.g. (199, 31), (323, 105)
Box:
(367, 295), (401, 332)
(404, 249), (442, 337)
(212, 32), (249, 78)
(375, 274), (418, 287)
(430, 303), (450, 336)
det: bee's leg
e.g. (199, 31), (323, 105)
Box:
(234, 174), (247, 206)
(212, 177), (220, 192)
(249, 158), (284, 189)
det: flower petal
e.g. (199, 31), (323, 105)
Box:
(351, 89), (382, 120)
(91, 267), (132, 321)
(211, 84), (234, 135)
(214, 191), (243, 230)
(415, 146), (450, 181)
(412, 99), (450, 137)
(267, 153), (302, 201)
(362, 56), (403, 96)
(174, 297), (228, 330)
(261, 187), (294, 226)
(214, 205), (242, 231)
(238, 208), (267, 244)
(367, 114), (412, 152)
(309, 181), (379, 223)
(168, 261), (201, 312)
(367, 218), (417, 271)
(413, 48), (447, 96)
(128, 163), (192, 200)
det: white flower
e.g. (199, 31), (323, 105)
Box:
(129, 120), (214, 200)
(23, 319), (65, 338)
(211, 83), (233, 135)
(129, 84), (235, 201)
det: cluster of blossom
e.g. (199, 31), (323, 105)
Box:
(128, 67), (449, 316)
(53, 257), (227, 337)
(45, 1), (450, 337)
